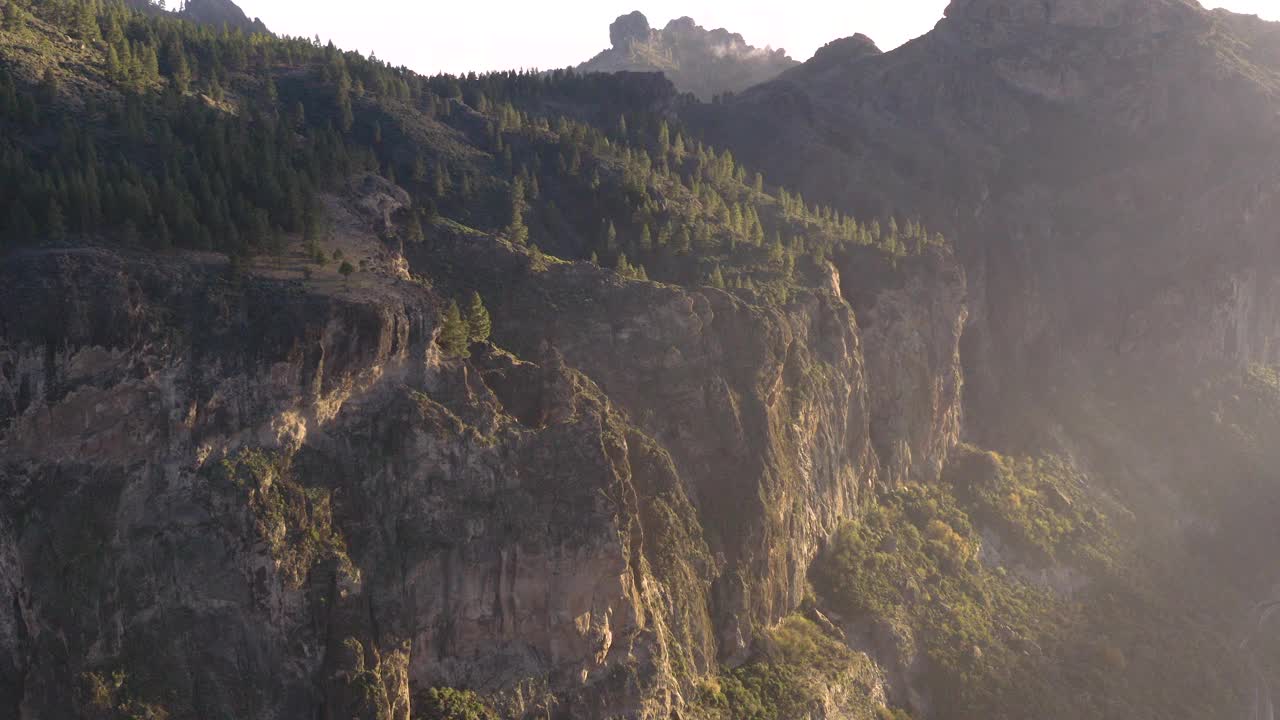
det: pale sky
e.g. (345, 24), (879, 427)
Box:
(233, 1), (1280, 76)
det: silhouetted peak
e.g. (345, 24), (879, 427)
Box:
(810, 34), (882, 65)
(610, 10), (653, 49)
(579, 10), (797, 99)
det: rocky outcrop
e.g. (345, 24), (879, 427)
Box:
(610, 10), (653, 49)
(578, 11), (798, 100)
(837, 246), (968, 487)
(0, 246), (704, 718)
(0, 188), (966, 718)
(405, 225), (966, 664)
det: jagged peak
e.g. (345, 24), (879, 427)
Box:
(610, 10), (653, 49)
(581, 10), (797, 99)
(810, 34), (882, 65)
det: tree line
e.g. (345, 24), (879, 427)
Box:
(0, 0), (947, 307)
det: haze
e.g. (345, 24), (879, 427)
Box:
(233, 0), (1280, 75)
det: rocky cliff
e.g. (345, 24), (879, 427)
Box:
(688, 0), (1280, 443)
(0, 177), (966, 718)
(679, 0), (1280, 715)
(6, 0), (1280, 717)
(578, 11), (797, 100)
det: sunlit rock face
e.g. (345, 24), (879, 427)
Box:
(0, 176), (966, 718)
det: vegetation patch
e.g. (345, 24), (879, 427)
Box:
(416, 686), (497, 720)
(211, 448), (358, 589)
(812, 471), (1247, 719)
(692, 616), (897, 720)
(946, 444), (1117, 569)
(79, 669), (170, 720)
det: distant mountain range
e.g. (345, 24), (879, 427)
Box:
(577, 10), (797, 100)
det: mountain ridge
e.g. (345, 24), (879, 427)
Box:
(3, 0), (1280, 718)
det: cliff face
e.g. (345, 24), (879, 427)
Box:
(676, 4), (1280, 713)
(578, 11), (798, 100)
(688, 0), (1280, 445)
(0, 183), (966, 718)
(408, 228), (967, 664)
(11, 0), (1280, 716)
(0, 245), (698, 719)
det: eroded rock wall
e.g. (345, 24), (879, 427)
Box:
(0, 224), (967, 719)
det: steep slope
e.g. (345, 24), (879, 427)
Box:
(0, 2), (964, 718)
(578, 11), (797, 101)
(685, 0), (1280, 716)
(691, 0), (1280, 420)
(6, 1), (1280, 719)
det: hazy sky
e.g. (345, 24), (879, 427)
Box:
(233, 1), (1280, 76)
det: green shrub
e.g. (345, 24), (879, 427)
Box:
(416, 687), (495, 720)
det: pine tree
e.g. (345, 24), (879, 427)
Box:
(3, 2), (22, 33)
(465, 291), (491, 343)
(334, 63), (354, 132)
(439, 300), (470, 358)
(47, 199), (66, 243)
(505, 177), (528, 244)
(107, 44), (122, 82)
(40, 68), (59, 105)
(411, 152), (427, 183)
(675, 227), (692, 255)
(432, 163), (448, 197)
(604, 221), (618, 255)
(141, 45), (160, 87)
(768, 236), (785, 265)
(75, 2), (101, 42)
(406, 214), (424, 243)
(171, 48), (191, 93)
(6, 201), (35, 245)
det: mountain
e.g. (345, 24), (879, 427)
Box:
(691, 0), (1280, 406)
(0, 4), (958, 719)
(577, 11), (798, 100)
(175, 0), (267, 33)
(683, 0), (1280, 712)
(3, 0), (1280, 719)
(126, 0), (268, 33)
